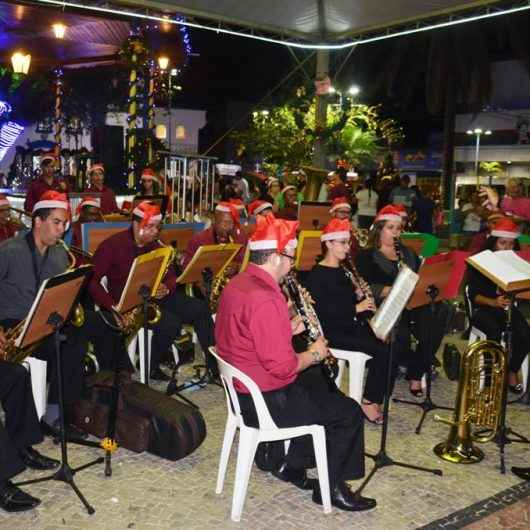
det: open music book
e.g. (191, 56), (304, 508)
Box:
(466, 250), (530, 293)
(369, 264), (419, 341)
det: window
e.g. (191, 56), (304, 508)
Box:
(175, 125), (186, 140)
(155, 124), (167, 139)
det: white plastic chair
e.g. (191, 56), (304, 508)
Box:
(210, 347), (332, 522)
(331, 348), (372, 403)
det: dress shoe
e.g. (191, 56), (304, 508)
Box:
(272, 460), (317, 490)
(18, 447), (59, 471)
(313, 481), (377, 512)
(41, 419), (88, 442)
(512, 466), (530, 481)
(509, 383), (523, 394)
(150, 368), (172, 382)
(0, 482), (40, 513)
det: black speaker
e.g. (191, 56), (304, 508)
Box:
(91, 125), (125, 191)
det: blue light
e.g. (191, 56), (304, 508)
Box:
(0, 121), (24, 162)
(0, 100), (12, 119)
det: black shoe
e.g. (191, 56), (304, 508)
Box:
(272, 460), (317, 491)
(313, 481), (377, 512)
(41, 419), (88, 442)
(150, 368), (172, 382)
(512, 466), (530, 481)
(18, 447), (59, 471)
(509, 383), (523, 394)
(0, 482), (40, 512)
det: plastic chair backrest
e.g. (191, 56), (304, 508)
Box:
(209, 347), (278, 431)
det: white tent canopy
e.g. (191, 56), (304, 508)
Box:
(37, 0), (526, 48)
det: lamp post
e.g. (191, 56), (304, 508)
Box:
(466, 127), (492, 187)
(11, 52), (31, 74)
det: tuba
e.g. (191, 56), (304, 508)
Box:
(433, 340), (506, 464)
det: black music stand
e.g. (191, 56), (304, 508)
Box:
(14, 267), (103, 515)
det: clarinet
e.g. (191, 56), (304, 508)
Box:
(282, 273), (339, 383)
(394, 236), (403, 270)
(342, 254), (375, 311)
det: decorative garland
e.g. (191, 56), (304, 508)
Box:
(53, 68), (63, 161)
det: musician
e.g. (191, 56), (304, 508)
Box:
(305, 219), (393, 424)
(247, 200), (273, 218)
(356, 205), (450, 397)
(0, 191), (125, 435)
(89, 201), (216, 381)
(70, 197), (102, 248)
(329, 197), (359, 260)
(86, 163), (119, 215)
(0, 361), (60, 512)
(134, 168), (168, 217)
(276, 186), (298, 220)
(24, 154), (67, 213)
(0, 194), (17, 243)
(216, 213), (375, 512)
(182, 202), (248, 269)
(467, 212), (504, 255)
(466, 218), (530, 393)
(228, 197), (248, 222)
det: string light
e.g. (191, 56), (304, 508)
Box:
(33, 0), (530, 50)
(0, 122), (24, 163)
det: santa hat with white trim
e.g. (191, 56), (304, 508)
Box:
(141, 168), (158, 182)
(33, 190), (71, 228)
(132, 201), (162, 229)
(329, 196), (351, 213)
(393, 203), (408, 218)
(491, 218), (520, 239)
(321, 218), (351, 242)
(267, 177), (279, 190)
(215, 201), (240, 226)
(281, 185), (296, 195)
(375, 204), (403, 224)
(0, 193), (10, 209)
(249, 213), (299, 251)
(73, 197), (101, 221)
(88, 163), (105, 175)
(40, 153), (56, 166)
(229, 197), (246, 212)
(247, 199), (273, 216)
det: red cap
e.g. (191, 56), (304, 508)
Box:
(248, 200), (273, 216)
(88, 163), (105, 175)
(329, 196), (351, 213)
(393, 203), (408, 218)
(132, 201), (162, 229)
(141, 168), (158, 182)
(491, 218), (520, 239)
(249, 213), (299, 252)
(375, 205), (403, 223)
(74, 197), (101, 221)
(228, 198), (246, 212)
(321, 218), (351, 242)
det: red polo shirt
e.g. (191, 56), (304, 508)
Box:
(215, 264), (298, 393)
(24, 177), (66, 212)
(88, 228), (177, 310)
(181, 227), (248, 269)
(86, 185), (119, 214)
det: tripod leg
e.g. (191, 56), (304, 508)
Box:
(68, 477), (96, 515)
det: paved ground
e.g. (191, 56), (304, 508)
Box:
(1, 332), (529, 530)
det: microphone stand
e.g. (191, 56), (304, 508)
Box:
(393, 284), (452, 434)
(353, 315), (442, 499)
(15, 312), (103, 514)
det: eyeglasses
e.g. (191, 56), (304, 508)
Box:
(280, 252), (295, 263)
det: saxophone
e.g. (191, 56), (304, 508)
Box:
(208, 234), (236, 313)
(282, 272), (338, 382)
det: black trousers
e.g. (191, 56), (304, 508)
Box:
(151, 290), (215, 373)
(0, 361), (43, 482)
(238, 366), (365, 488)
(397, 302), (452, 380)
(328, 320), (396, 403)
(472, 306), (529, 373)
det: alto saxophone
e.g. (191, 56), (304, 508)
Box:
(282, 272), (338, 383)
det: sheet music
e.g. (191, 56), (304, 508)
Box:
(467, 250), (530, 289)
(369, 265), (419, 341)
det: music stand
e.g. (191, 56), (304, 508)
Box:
(295, 230), (322, 271)
(393, 255), (458, 434)
(166, 244), (241, 402)
(298, 201), (331, 231)
(14, 267), (103, 515)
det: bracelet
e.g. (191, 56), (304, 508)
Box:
(310, 350), (321, 364)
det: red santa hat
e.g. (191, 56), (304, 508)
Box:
(73, 197), (101, 221)
(281, 185), (296, 195)
(132, 201), (162, 229)
(40, 153), (56, 165)
(321, 218), (351, 242)
(491, 218), (520, 239)
(228, 197), (246, 212)
(267, 177), (279, 189)
(141, 168), (158, 182)
(0, 193), (10, 208)
(375, 205), (403, 224)
(248, 200), (273, 216)
(393, 203), (408, 218)
(249, 213), (299, 251)
(215, 201), (240, 227)
(33, 190), (71, 229)
(88, 163), (105, 175)
(329, 196), (351, 213)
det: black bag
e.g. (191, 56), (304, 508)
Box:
(443, 343), (461, 381)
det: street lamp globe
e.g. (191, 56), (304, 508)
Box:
(158, 56), (169, 70)
(348, 85), (360, 96)
(473, 128), (483, 134)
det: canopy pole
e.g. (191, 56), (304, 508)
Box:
(312, 49), (329, 169)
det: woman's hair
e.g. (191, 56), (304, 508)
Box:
(484, 235), (520, 252)
(367, 220), (386, 249)
(140, 179), (160, 195)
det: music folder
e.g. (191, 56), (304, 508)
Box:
(117, 247), (173, 313)
(295, 230), (323, 271)
(16, 266), (91, 350)
(176, 243), (241, 284)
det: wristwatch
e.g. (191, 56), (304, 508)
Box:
(310, 350), (321, 364)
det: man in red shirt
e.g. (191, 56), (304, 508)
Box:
(215, 213), (375, 512)
(70, 197), (102, 249)
(0, 195), (17, 243)
(182, 202), (248, 269)
(89, 201), (215, 381)
(86, 163), (119, 215)
(24, 154), (67, 213)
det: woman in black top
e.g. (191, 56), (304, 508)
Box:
(305, 218), (392, 424)
(355, 205), (451, 397)
(466, 219), (529, 393)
